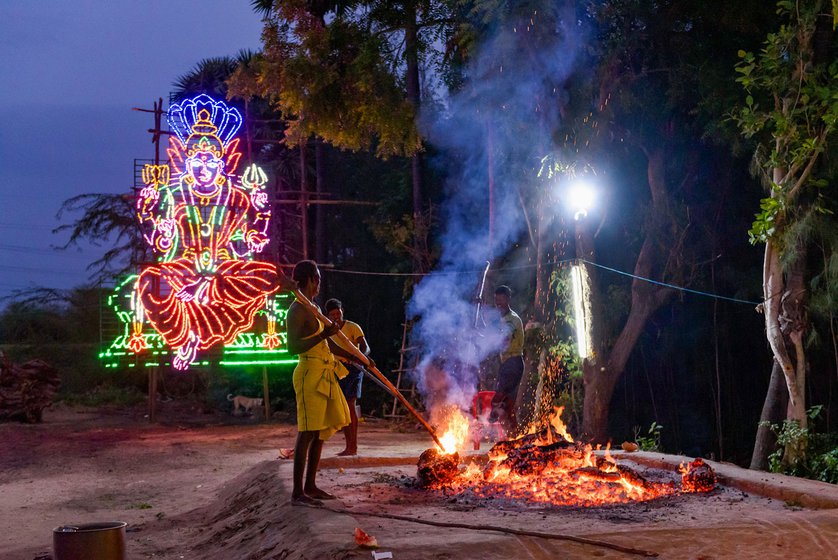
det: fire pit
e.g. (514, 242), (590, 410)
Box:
(415, 406), (712, 507)
(302, 420), (838, 559)
(315, 460), (802, 559)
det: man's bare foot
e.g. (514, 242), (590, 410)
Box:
(291, 494), (323, 507)
(336, 449), (357, 456)
(304, 487), (337, 500)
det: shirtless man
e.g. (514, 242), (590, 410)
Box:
(286, 260), (372, 505)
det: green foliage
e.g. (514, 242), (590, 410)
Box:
(733, 0), (838, 246)
(748, 195), (782, 244)
(59, 385), (146, 407)
(761, 405), (838, 482)
(633, 421), (664, 451)
(0, 288), (109, 395)
(173, 52), (254, 100)
(251, 4), (422, 157)
(547, 268), (583, 377)
(537, 268), (585, 424)
(808, 442), (838, 483)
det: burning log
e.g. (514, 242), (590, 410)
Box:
(496, 441), (576, 477)
(483, 433), (576, 479)
(679, 458), (717, 493)
(570, 467), (623, 483)
(487, 425), (570, 460)
(0, 357), (60, 423)
(417, 448), (460, 487)
(415, 404), (682, 506)
(570, 464), (666, 494)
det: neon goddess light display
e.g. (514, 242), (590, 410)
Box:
(100, 95), (290, 370)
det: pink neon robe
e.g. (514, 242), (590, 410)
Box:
(137, 179), (278, 352)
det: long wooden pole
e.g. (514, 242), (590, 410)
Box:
(290, 288), (444, 450)
(262, 365), (271, 421)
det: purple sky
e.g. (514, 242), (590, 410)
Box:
(0, 1), (264, 299)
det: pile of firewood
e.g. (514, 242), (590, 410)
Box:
(0, 355), (60, 423)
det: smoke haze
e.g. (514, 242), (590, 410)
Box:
(408, 3), (586, 412)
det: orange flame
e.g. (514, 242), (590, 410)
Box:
(549, 406), (574, 443)
(429, 407), (686, 506)
(437, 407), (470, 455)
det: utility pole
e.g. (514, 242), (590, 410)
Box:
(133, 98), (168, 166)
(131, 98), (169, 423)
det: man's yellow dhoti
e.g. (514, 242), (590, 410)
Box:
(293, 321), (350, 440)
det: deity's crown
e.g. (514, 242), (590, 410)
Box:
(168, 94), (243, 150)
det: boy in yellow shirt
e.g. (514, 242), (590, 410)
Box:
(326, 298), (370, 456)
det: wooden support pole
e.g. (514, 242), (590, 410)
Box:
(148, 366), (158, 423)
(262, 366), (271, 421)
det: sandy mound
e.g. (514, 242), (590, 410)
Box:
(135, 461), (365, 560)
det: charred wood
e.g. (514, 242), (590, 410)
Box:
(679, 458), (717, 493)
(417, 448), (460, 487)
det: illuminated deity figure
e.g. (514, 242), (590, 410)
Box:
(130, 94), (278, 369)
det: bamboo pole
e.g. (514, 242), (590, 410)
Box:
(289, 287), (444, 451)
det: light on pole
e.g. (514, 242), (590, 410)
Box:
(563, 174), (597, 358)
(570, 264), (591, 359)
(567, 179), (596, 221)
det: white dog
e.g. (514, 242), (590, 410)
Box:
(227, 394), (263, 416)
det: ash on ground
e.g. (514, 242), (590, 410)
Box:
(317, 463), (792, 536)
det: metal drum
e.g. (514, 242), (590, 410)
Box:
(53, 521), (127, 560)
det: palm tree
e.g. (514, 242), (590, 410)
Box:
(172, 51), (256, 101)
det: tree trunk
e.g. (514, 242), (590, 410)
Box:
(534, 197), (550, 323)
(580, 145), (675, 443)
(750, 360), (788, 470)
(582, 280), (671, 442)
(405, 3), (425, 273)
(300, 137), (309, 260)
(762, 232), (808, 466)
(315, 138), (326, 265)
(581, 359), (615, 444)
(781, 240), (809, 464)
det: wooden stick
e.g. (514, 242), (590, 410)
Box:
(474, 260), (490, 328)
(322, 506), (659, 557)
(290, 288), (445, 451)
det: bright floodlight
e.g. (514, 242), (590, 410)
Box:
(570, 264), (590, 359)
(567, 179), (596, 220)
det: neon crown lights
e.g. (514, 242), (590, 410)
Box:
(168, 94), (242, 147)
(127, 94), (280, 370)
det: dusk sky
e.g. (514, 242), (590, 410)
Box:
(0, 1), (264, 299)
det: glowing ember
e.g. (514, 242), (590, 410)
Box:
(420, 408), (682, 507)
(679, 457), (717, 493)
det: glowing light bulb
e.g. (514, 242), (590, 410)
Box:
(567, 180), (595, 220)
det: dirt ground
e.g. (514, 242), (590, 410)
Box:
(4, 402), (838, 560)
(0, 400), (300, 559)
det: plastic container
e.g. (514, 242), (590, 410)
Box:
(53, 521), (127, 560)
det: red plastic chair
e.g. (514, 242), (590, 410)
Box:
(470, 390), (504, 450)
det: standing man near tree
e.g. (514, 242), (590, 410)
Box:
(286, 260), (369, 506)
(489, 285), (525, 434)
(325, 298), (370, 456)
